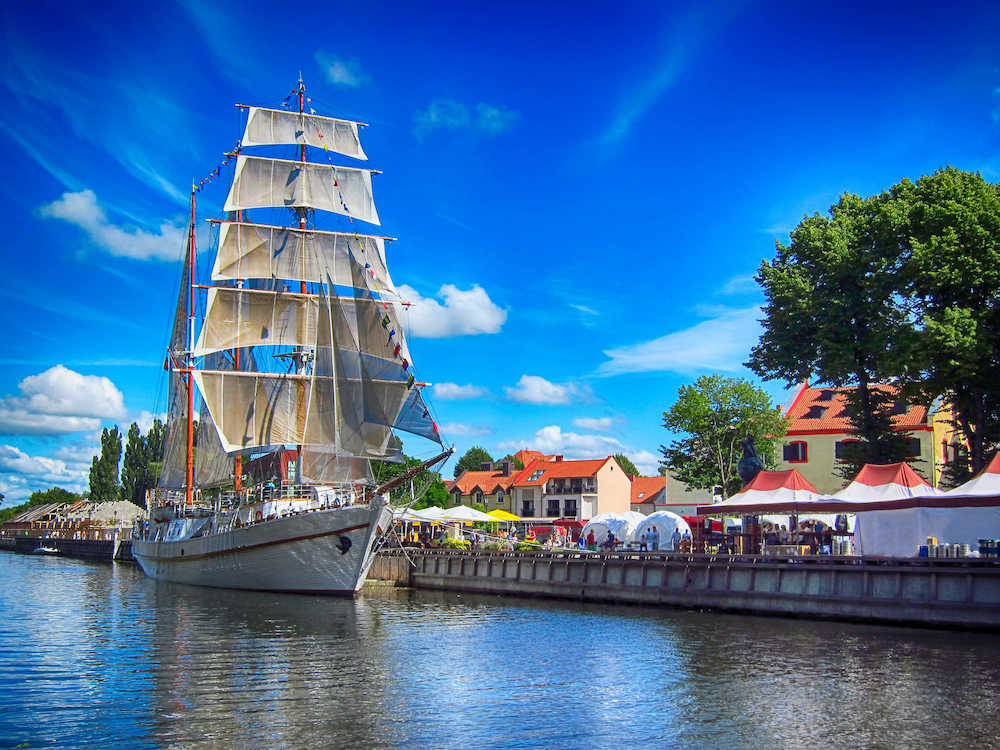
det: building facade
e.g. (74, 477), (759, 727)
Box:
(775, 383), (962, 494)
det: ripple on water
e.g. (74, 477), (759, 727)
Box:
(1, 553), (1000, 749)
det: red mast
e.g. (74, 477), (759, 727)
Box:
(186, 187), (196, 506)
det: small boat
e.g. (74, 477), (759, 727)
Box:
(32, 546), (60, 555)
(132, 76), (452, 595)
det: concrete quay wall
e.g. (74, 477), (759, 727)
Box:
(5, 535), (134, 561)
(368, 549), (1000, 630)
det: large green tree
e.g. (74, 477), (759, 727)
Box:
(121, 419), (167, 508)
(660, 375), (788, 498)
(453, 446), (494, 478)
(892, 167), (1000, 478)
(747, 191), (918, 475)
(88, 426), (122, 501)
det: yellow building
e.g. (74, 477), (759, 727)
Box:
(775, 383), (962, 494)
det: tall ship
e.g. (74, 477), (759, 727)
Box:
(133, 78), (451, 594)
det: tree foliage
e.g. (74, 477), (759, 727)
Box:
(749, 167), (1000, 478)
(88, 426), (122, 501)
(372, 455), (449, 509)
(121, 419), (167, 508)
(453, 446), (494, 478)
(613, 454), (640, 477)
(747, 192), (917, 475)
(660, 375), (788, 498)
(496, 453), (525, 471)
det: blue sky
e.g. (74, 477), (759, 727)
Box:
(1, 0), (998, 503)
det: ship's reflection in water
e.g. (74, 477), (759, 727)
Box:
(2, 553), (1000, 749)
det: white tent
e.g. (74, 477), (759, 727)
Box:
(631, 511), (691, 550)
(854, 455), (1000, 556)
(438, 505), (495, 522)
(582, 511), (646, 547)
(834, 462), (942, 501)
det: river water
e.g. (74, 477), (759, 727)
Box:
(2, 552), (999, 749)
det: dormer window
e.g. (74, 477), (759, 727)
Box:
(805, 405), (829, 419)
(816, 389), (835, 402)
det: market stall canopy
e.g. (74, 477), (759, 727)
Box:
(487, 509), (521, 521)
(697, 470), (841, 515)
(833, 462), (941, 501)
(941, 452), (1000, 499)
(439, 505), (495, 522)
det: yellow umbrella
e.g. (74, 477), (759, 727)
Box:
(488, 509), (520, 521)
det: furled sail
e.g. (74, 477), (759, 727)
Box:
(212, 221), (395, 291)
(169, 222), (193, 355)
(224, 156), (380, 226)
(241, 107), (368, 160)
(158, 371), (189, 489)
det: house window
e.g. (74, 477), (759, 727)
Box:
(564, 498), (577, 516)
(834, 439), (859, 459)
(495, 489), (504, 505)
(474, 490), (484, 506)
(783, 441), (807, 463)
(451, 489), (462, 505)
(817, 389), (835, 401)
(906, 437), (922, 458)
(521, 500), (535, 517)
(546, 498), (560, 517)
(804, 406), (829, 419)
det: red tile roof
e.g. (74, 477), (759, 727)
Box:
(513, 457), (611, 487)
(784, 384), (929, 433)
(631, 475), (666, 504)
(513, 449), (557, 467)
(452, 469), (517, 495)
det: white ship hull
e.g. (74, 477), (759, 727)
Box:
(133, 500), (389, 595)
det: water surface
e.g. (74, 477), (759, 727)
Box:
(1, 552), (998, 749)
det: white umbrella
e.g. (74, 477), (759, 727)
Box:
(439, 505), (495, 522)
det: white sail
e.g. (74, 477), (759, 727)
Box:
(194, 287), (318, 356)
(213, 221), (395, 291)
(158, 371), (189, 489)
(224, 155), (380, 226)
(193, 287), (411, 361)
(241, 106), (368, 159)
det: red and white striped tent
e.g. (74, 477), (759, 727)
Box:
(833, 462), (942, 501)
(697, 470), (838, 516)
(941, 452), (1000, 499)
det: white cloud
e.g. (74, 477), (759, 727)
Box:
(631, 450), (662, 476)
(718, 274), (758, 295)
(570, 303), (599, 316)
(132, 410), (165, 434)
(573, 416), (615, 431)
(315, 52), (370, 88)
(0, 444), (89, 487)
(0, 365), (126, 435)
(397, 283), (506, 338)
(434, 383), (489, 400)
(597, 306), (761, 376)
(498, 425), (624, 459)
(40, 189), (187, 261)
(504, 375), (595, 406)
(439, 422), (494, 437)
(413, 98), (519, 139)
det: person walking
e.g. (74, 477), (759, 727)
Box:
(670, 526), (682, 551)
(650, 525), (660, 551)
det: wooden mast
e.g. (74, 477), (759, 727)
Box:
(296, 73), (307, 485)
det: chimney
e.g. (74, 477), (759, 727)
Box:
(480, 462), (493, 471)
(501, 461), (512, 476)
(555, 455), (563, 462)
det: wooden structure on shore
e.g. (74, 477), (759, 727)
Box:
(369, 548), (1000, 630)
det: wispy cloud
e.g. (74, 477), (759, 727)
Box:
(597, 305), (760, 376)
(315, 52), (370, 88)
(397, 283), (507, 338)
(596, 4), (742, 151)
(440, 422), (494, 437)
(570, 303), (599, 316)
(434, 383), (490, 400)
(717, 274), (758, 295)
(40, 189), (187, 261)
(435, 211), (474, 231)
(0, 118), (83, 192)
(413, 98), (520, 140)
(572, 416), (618, 431)
(0, 283), (145, 331)
(504, 375), (595, 405)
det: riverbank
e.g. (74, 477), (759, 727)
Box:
(0, 534), (133, 561)
(369, 547), (1000, 630)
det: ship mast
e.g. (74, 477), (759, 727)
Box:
(186, 187), (196, 506)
